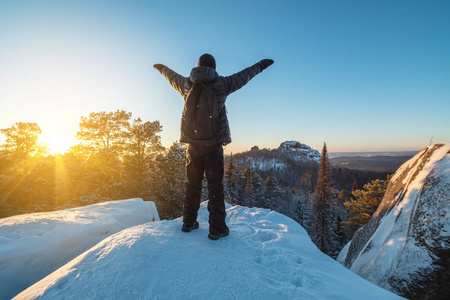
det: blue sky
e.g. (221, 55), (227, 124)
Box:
(0, 0), (449, 154)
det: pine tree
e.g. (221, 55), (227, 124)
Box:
(264, 176), (281, 210)
(337, 189), (347, 204)
(224, 153), (238, 205)
(249, 171), (265, 208)
(0, 122), (49, 215)
(123, 118), (163, 197)
(234, 168), (247, 206)
(352, 179), (358, 192)
(150, 143), (186, 219)
(74, 110), (133, 199)
(310, 142), (340, 257)
(342, 177), (389, 239)
(242, 168), (252, 206)
(76, 110), (132, 155)
(278, 188), (295, 217)
(297, 172), (312, 227)
(0, 122), (46, 159)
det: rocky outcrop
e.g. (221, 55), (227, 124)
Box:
(339, 143), (450, 299)
(278, 141), (321, 162)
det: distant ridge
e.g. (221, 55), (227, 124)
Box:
(329, 151), (418, 158)
(330, 155), (415, 173)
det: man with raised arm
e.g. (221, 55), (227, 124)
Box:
(154, 54), (274, 240)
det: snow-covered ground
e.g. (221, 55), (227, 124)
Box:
(0, 199), (159, 299)
(16, 203), (402, 300)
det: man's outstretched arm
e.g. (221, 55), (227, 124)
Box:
(153, 64), (188, 96)
(223, 59), (274, 95)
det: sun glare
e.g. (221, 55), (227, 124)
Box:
(39, 134), (72, 154)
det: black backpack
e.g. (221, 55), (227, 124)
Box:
(181, 82), (220, 142)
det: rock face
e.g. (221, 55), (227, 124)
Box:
(278, 141), (321, 162)
(338, 143), (450, 299)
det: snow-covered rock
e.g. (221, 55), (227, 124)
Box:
(0, 199), (159, 300)
(15, 203), (402, 300)
(235, 141), (320, 173)
(279, 140), (321, 162)
(339, 143), (450, 298)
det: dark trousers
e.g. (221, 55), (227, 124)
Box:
(183, 143), (227, 235)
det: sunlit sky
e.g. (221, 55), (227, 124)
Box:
(1, 0), (449, 154)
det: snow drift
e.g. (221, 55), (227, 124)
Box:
(16, 203), (402, 300)
(339, 143), (450, 298)
(0, 199), (159, 299)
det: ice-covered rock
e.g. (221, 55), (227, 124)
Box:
(339, 143), (450, 299)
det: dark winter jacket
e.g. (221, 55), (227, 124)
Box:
(157, 63), (263, 145)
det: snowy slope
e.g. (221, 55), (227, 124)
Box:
(339, 143), (450, 298)
(0, 199), (159, 300)
(16, 203), (403, 300)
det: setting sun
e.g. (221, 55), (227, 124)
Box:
(39, 133), (72, 154)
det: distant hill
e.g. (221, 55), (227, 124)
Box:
(225, 140), (321, 191)
(329, 151), (418, 158)
(226, 141), (394, 193)
(330, 154), (415, 173)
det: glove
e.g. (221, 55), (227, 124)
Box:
(258, 59), (274, 72)
(153, 64), (166, 72)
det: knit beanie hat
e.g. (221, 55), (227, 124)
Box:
(198, 53), (216, 70)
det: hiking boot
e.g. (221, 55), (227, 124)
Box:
(208, 227), (229, 240)
(181, 221), (199, 233)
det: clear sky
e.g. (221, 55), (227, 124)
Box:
(0, 0), (449, 154)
